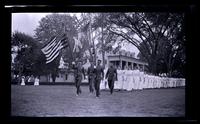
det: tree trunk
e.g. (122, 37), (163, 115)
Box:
(149, 54), (158, 75)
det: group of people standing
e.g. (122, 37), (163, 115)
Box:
(73, 60), (117, 97)
(73, 60), (185, 97)
(100, 69), (185, 91)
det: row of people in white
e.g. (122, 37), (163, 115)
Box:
(100, 69), (185, 91)
(21, 76), (39, 86)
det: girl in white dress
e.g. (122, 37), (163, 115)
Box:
(34, 76), (39, 86)
(153, 76), (157, 89)
(143, 73), (147, 89)
(182, 78), (186, 87)
(127, 69), (133, 91)
(150, 75), (154, 89)
(121, 69), (126, 90)
(21, 76), (25, 85)
(123, 69), (129, 91)
(139, 71), (145, 90)
(117, 69), (123, 90)
(135, 69), (141, 90)
(145, 74), (149, 89)
(132, 70), (136, 90)
(172, 78), (176, 88)
(157, 76), (162, 88)
(114, 69), (120, 90)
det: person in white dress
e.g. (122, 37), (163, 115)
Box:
(153, 75), (157, 89)
(150, 75), (154, 89)
(21, 76), (25, 85)
(173, 78), (177, 88)
(114, 67), (120, 90)
(100, 67), (108, 90)
(123, 69), (129, 91)
(139, 70), (143, 89)
(145, 73), (149, 89)
(182, 78), (186, 87)
(117, 69), (123, 90)
(157, 76), (162, 88)
(34, 76), (40, 86)
(126, 68), (133, 91)
(142, 73), (147, 89)
(122, 70), (126, 90)
(135, 69), (140, 90)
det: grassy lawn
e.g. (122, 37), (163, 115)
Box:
(11, 85), (185, 117)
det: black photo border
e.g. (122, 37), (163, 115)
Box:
(1, 0), (198, 123)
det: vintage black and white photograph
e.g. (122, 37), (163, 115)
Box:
(11, 12), (186, 117)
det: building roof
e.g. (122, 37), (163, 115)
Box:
(107, 54), (148, 66)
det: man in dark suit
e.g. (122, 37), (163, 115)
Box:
(106, 63), (118, 94)
(87, 61), (95, 93)
(73, 61), (85, 96)
(95, 60), (104, 97)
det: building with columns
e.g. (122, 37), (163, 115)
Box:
(97, 49), (148, 71)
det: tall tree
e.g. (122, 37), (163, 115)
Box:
(11, 31), (43, 77)
(107, 12), (184, 75)
(92, 13), (122, 67)
(34, 14), (77, 64)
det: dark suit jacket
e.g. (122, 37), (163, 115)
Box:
(106, 67), (117, 81)
(73, 65), (85, 79)
(88, 66), (95, 79)
(95, 65), (104, 80)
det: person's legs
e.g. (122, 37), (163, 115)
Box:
(91, 77), (94, 93)
(75, 79), (79, 95)
(108, 79), (113, 94)
(78, 78), (82, 94)
(76, 78), (81, 95)
(94, 79), (98, 96)
(89, 78), (92, 92)
(96, 79), (101, 97)
(108, 79), (111, 90)
(110, 79), (114, 94)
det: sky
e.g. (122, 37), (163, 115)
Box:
(12, 13), (52, 36)
(12, 13), (139, 55)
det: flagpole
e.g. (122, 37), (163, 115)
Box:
(63, 23), (74, 65)
(89, 14), (96, 66)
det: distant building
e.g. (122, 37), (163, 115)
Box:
(96, 49), (148, 71)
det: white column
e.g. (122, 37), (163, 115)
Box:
(131, 63), (133, 70)
(126, 61), (128, 69)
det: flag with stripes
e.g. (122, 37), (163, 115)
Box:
(41, 34), (68, 64)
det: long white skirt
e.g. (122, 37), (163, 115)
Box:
(134, 76), (139, 90)
(114, 79), (120, 89)
(123, 75), (129, 90)
(127, 75), (133, 91)
(100, 79), (108, 90)
(117, 75), (123, 90)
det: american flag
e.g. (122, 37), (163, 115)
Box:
(41, 34), (68, 64)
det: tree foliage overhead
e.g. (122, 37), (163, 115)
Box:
(107, 12), (185, 76)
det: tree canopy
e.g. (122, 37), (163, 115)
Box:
(12, 13), (186, 78)
(106, 12), (185, 77)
